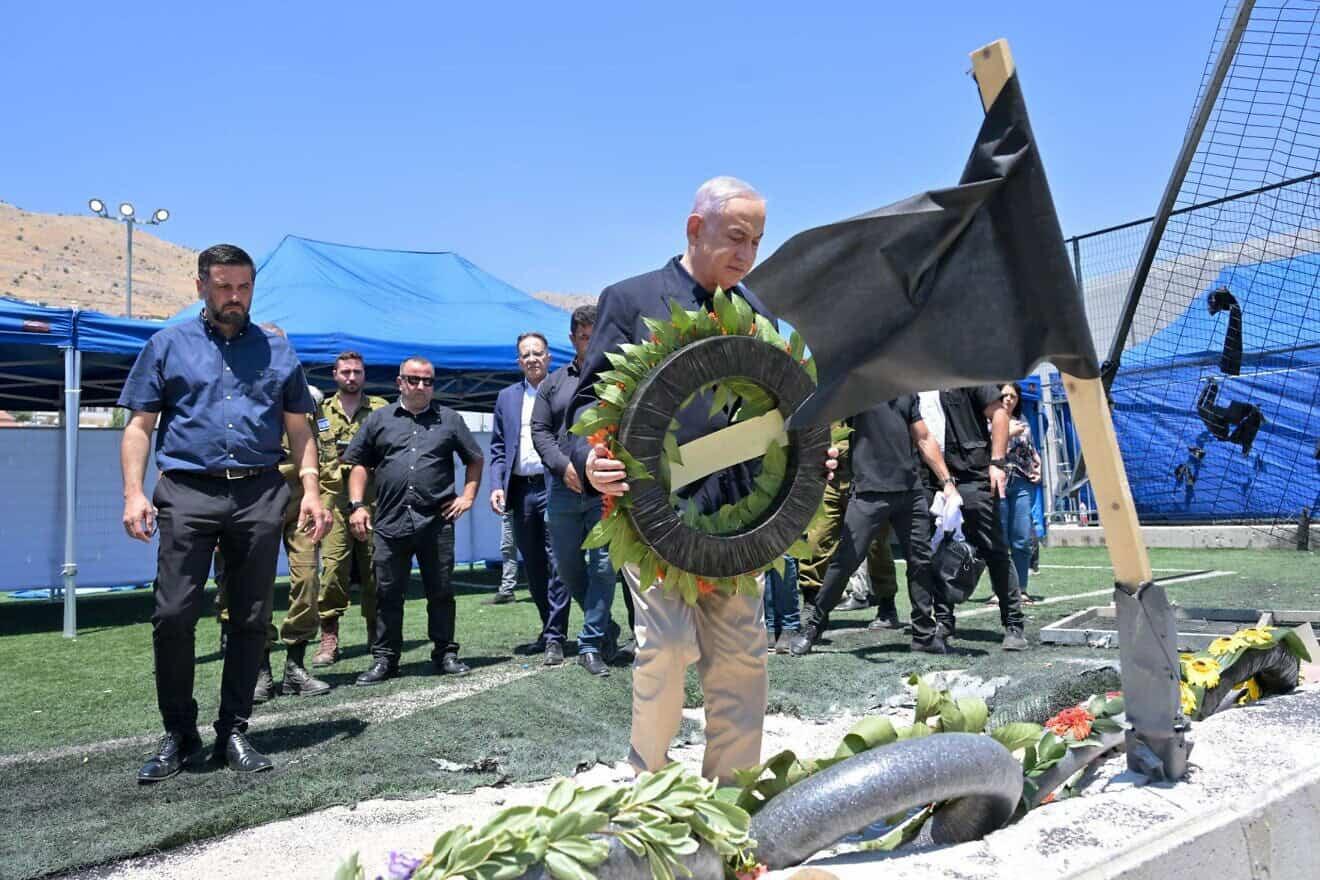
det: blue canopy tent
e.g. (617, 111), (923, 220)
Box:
(0, 239), (578, 634)
(165, 236), (575, 409)
(1110, 253), (1320, 523)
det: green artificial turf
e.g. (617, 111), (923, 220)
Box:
(0, 547), (1314, 878)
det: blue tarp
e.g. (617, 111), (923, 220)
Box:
(0, 236), (576, 412)
(1110, 254), (1320, 522)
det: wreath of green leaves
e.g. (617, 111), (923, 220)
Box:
(569, 289), (840, 605)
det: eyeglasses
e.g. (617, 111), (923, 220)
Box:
(400, 376), (434, 387)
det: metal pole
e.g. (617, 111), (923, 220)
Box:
(125, 219), (134, 318)
(62, 346), (82, 639)
(1100, 0), (1256, 388)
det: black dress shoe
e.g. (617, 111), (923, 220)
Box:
(834, 596), (872, 613)
(513, 638), (546, 656)
(214, 731), (273, 773)
(436, 652), (470, 675)
(543, 641), (565, 667)
(578, 652), (610, 677)
(911, 636), (949, 655)
(137, 729), (205, 784)
(788, 623), (821, 657)
(356, 659), (399, 686)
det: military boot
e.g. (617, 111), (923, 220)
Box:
(252, 651), (275, 704)
(312, 617), (339, 667)
(282, 643), (331, 696)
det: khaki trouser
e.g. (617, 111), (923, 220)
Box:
(622, 565), (768, 784)
(797, 479), (898, 602)
(216, 492), (320, 647)
(317, 500), (377, 623)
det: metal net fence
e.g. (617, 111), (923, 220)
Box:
(1061, 0), (1320, 539)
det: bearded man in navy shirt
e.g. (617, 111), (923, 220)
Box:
(120, 244), (330, 782)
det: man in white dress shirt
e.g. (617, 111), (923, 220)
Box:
(489, 332), (570, 665)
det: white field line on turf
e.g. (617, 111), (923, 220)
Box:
(891, 562), (1195, 572)
(958, 570), (1237, 618)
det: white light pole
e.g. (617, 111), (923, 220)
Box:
(87, 199), (170, 318)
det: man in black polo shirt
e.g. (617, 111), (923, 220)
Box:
(345, 356), (484, 684)
(120, 244), (330, 782)
(919, 386), (1027, 650)
(790, 396), (959, 655)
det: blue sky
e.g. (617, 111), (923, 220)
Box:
(3, 1), (1220, 295)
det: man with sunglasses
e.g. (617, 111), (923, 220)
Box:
(343, 356), (484, 684)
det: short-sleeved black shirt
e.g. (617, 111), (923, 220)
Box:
(849, 395), (923, 494)
(343, 400), (483, 538)
(939, 384), (1002, 480)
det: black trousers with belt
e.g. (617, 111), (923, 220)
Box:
(806, 488), (941, 644)
(371, 517), (459, 664)
(152, 469), (288, 738)
(934, 479), (1024, 632)
(508, 473), (570, 643)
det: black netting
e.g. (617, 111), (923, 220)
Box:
(1064, 1), (1320, 539)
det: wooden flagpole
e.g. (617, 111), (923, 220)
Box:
(970, 39), (1189, 779)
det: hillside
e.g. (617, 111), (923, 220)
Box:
(0, 200), (588, 317)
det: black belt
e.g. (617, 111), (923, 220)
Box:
(511, 472), (545, 485)
(173, 466), (275, 481)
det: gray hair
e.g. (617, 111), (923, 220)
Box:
(691, 176), (763, 220)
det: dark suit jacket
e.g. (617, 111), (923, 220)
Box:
(568, 256), (775, 514)
(489, 380), (538, 495)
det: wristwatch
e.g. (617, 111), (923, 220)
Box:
(349, 500), (367, 512)
(989, 457), (1008, 467)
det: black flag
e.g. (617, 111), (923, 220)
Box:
(746, 75), (1099, 426)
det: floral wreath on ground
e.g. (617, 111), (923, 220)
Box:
(1177, 623), (1310, 717)
(568, 288), (842, 605)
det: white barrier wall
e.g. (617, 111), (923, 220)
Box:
(0, 427), (503, 592)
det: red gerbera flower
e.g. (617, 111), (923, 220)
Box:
(696, 578), (716, 595)
(1045, 706), (1095, 740)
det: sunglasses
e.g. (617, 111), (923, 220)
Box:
(400, 375), (434, 387)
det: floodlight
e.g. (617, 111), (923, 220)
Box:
(152, 208), (170, 223)
(88, 198), (105, 214)
(118, 202), (135, 219)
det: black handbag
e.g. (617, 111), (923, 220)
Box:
(931, 532), (985, 605)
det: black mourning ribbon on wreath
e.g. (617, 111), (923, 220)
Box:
(746, 74), (1099, 427)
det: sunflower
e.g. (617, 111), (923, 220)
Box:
(1182, 656), (1221, 689)
(1207, 635), (1247, 657)
(1235, 678), (1262, 705)
(1179, 682), (1199, 715)
(1237, 627), (1275, 647)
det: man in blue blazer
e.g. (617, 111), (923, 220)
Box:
(489, 333), (570, 665)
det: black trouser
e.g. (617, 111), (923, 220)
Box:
(935, 479), (1024, 632)
(807, 489), (940, 643)
(152, 469), (287, 739)
(508, 473), (570, 644)
(372, 518), (459, 664)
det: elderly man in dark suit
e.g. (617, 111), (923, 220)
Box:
(489, 333), (570, 665)
(568, 177), (838, 782)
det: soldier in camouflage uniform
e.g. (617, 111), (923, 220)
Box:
(312, 351), (390, 667)
(216, 373), (331, 701)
